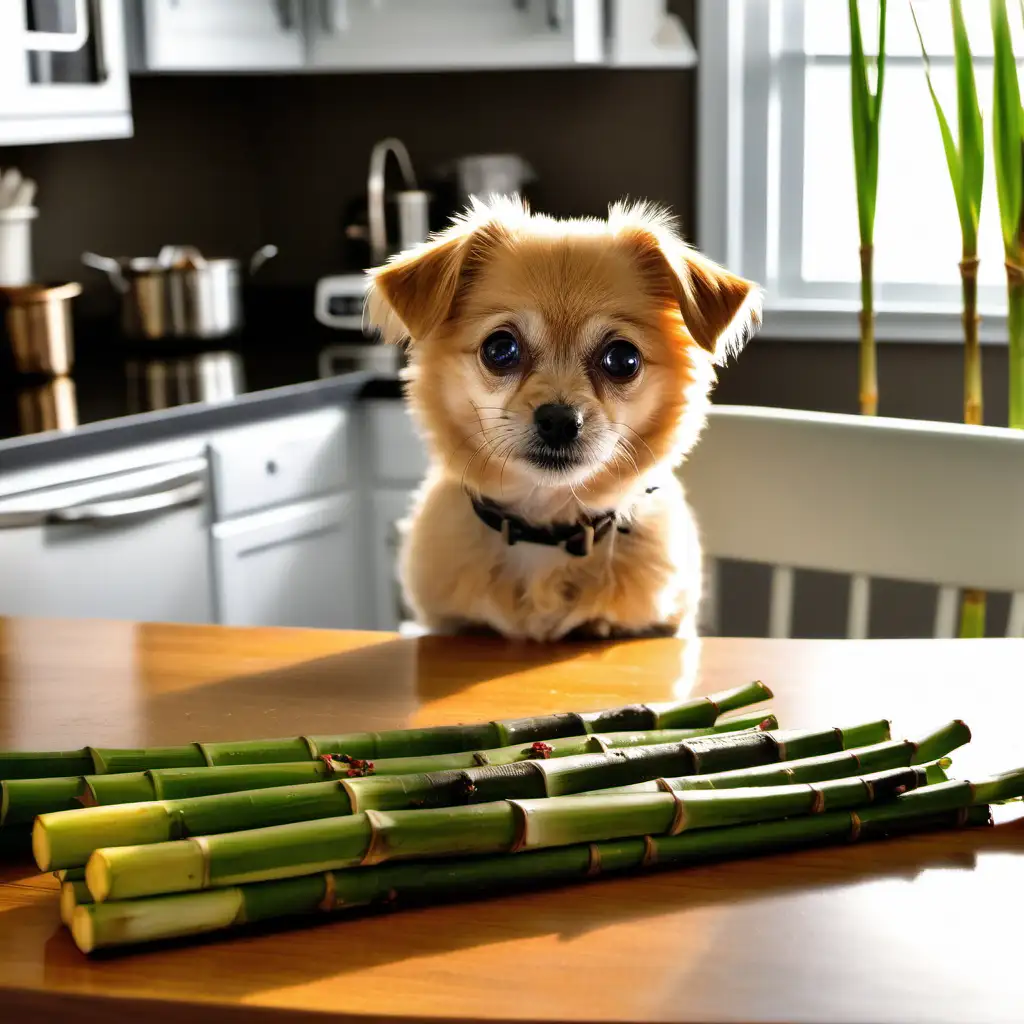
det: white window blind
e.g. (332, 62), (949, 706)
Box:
(698, 0), (1024, 342)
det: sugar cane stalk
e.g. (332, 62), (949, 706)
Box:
(0, 680), (772, 781)
(82, 720), (894, 901)
(991, 0), (1024, 428)
(850, 0), (887, 415)
(913, 0), (987, 636)
(70, 798), (993, 955)
(5, 712), (777, 833)
(32, 718), (886, 872)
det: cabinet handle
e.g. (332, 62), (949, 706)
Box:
(49, 479), (205, 523)
(0, 458), (207, 529)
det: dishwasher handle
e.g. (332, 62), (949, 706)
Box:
(0, 458), (208, 528)
(49, 478), (205, 523)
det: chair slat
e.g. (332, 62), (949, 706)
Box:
(1007, 593), (1024, 638)
(768, 566), (794, 638)
(846, 574), (871, 639)
(933, 587), (959, 639)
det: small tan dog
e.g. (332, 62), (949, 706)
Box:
(366, 197), (760, 641)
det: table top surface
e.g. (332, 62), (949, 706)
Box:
(0, 618), (1022, 1024)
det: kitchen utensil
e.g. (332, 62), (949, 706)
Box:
(81, 244), (277, 340)
(447, 153), (536, 206)
(0, 281), (80, 375)
(367, 137), (430, 265)
(0, 169), (24, 209)
(0, 207), (39, 287)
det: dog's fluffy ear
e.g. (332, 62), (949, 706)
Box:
(365, 196), (523, 345)
(364, 231), (469, 346)
(610, 201), (762, 363)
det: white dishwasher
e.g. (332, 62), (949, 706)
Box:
(0, 455), (215, 624)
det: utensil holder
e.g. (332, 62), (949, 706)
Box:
(0, 207), (39, 287)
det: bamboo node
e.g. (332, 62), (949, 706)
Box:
(703, 696), (721, 717)
(807, 785), (825, 815)
(655, 777), (673, 793)
(959, 256), (980, 280)
(667, 789), (689, 836)
(196, 742), (215, 768)
(1006, 260), (1024, 287)
(361, 809), (391, 866)
(507, 800), (529, 853)
(192, 836), (212, 888)
(641, 835), (658, 868)
(864, 779), (875, 802)
(956, 807), (969, 826)
(317, 871), (337, 913)
(472, 752), (490, 767)
(587, 736), (611, 754)
(848, 812), (863, 843)
(586, 844), (603, 877)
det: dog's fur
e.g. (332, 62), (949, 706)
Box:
(366, 197), (761, 641)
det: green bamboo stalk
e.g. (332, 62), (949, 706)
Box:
(991, 0), (1024, 428)
(0, 680), (772, 782)
(849, 0), (887, 416)
(83, 720), (894, 901)
(6, 713), (777, 833)
(584, 720), (971, 797)
(32, 717), (879, 873)
(69, 801), (992, 955)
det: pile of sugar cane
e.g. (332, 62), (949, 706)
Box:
(2, 679), (1020, 956)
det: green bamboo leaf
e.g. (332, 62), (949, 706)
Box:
(868, 0), (888, 221)
(991, 0), (1023, 257)
(911, 3), (967, 234)
(952, 0), (984, 255)
(849, 0), (874, 243)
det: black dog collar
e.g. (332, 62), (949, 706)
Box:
(470, 496), (618, 557)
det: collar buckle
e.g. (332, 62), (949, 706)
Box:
(563, 522), (595, 558)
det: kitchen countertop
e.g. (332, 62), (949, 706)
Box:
(1, 618), (1023, 1024)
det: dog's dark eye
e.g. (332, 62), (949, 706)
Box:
(600, 339), (642, 380)
(480, 331), (521, 371)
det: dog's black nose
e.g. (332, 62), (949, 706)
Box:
(534, 403), (583, 448)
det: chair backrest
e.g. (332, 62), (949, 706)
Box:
(681, 405), (1024, 639)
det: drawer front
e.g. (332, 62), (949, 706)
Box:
(209, 407), (348, 520)
(366, 401), (429, 484)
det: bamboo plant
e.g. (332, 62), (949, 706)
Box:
(849, 0), (888, 415)
(69, 783), (1007, 954)
(0, 680), (771, 781)
(911, 0), (987, 637)
(991, 0), (1024, 428)
(3, 712), (777, 833)
(31, 719), (899, 872)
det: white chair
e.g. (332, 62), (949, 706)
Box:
(682, 405), (1024, 639)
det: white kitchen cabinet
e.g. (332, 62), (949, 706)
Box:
(0, 0), (132, 145)
(132, 0), (305, 71)
(212, 493), (358, 629)
(369, 488), (415, 631)
(606, 0), (697, 68)
(0, 450), (214, 623)
(306, 0), (603, 72)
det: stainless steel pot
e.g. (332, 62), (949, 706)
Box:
(81, 244), (277, 341)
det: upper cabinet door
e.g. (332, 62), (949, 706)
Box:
(306, 0), (604, 71)
(0, 0), (132, 143)
(138, 0), (305, 71)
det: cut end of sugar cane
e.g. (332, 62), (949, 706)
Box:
(87, 840), (207, 903)
(35, 802), (176, 872)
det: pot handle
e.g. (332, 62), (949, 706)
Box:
(249, 244), (279, 275)
(81, 251), (130, 294)
(158, 245), (207, 269)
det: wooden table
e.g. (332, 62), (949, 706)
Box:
(1, 618), (1022, 1024)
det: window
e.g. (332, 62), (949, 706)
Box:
(697, 0), (1024, 341)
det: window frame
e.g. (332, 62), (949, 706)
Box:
(696, 0), (1010, 344)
